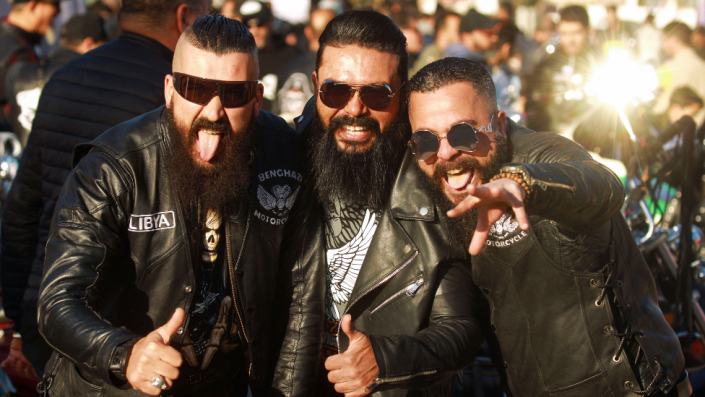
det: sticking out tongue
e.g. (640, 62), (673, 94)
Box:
(446, 171), (471, 190)
(197, 130), (221, 163)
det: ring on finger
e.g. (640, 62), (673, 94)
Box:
(151, 374), (167, 390)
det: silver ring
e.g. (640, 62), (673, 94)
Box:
(151, 374), (167, 390)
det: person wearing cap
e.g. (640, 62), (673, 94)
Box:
(443, 9), (502, 67)
(0, 0), (59, 132)
(239, 0), (299, 113)
(4, 11), (107, 145)
(0, 0), (210, 382)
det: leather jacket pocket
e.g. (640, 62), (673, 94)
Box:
(48, 357), (103, 397)
(547, 373), (611, 397)
(369, 276), (425, 315)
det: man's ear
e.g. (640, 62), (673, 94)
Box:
(164, 74), (174, 107)
(175, 3), (192, 33)
(252, 83), (264, 118)
(496, 110), (508, 138)
(312, 71), (318, 90)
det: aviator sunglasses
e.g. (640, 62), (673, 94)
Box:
(409, 114), (495, 162)
(318, 80), (406, 111)
(173, 72), (258, 108)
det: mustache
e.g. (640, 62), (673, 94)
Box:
(330, 115), (380, 135)
(189, 116), (231, 139)
(432, 157), (482, 182)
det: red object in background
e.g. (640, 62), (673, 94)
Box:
(0, 324), (39, 397)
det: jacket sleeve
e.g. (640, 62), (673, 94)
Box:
(38, 151), (140, 386)
(268, 183), (325, 397)
(1, 133), (44, 332)
(366, 260), (483, 391)
(511, 133), (626, 230)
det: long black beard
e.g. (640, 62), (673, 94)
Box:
(164, 106), (255, 235)
(307, 110), (410, 211)
(418, 134), (512, 250)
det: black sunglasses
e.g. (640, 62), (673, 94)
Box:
(409, 115), (495, 162)
(173, 72), (258, 108)
(318, 80), (406, 111)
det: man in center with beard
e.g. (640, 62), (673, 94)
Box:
(37, 15), (302, 396)
(269, 10), (483, 397)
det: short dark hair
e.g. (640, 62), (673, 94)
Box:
(120, 0), (206, 28)
(316, 10), (409, 83)
(663, 21), (692, 44)
(559, 5), (589, 29)
(670, 86), (704, 108)
(183, 14), (257, 57)
(435, 10), (460, 36)
(409, 57), (497, 113)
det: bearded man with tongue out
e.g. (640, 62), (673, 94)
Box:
(37, 15), (304, 397)
(408, 57), (689, 397)
(269, 10), (484, 397)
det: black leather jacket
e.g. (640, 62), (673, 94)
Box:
(38, 107), (303, 396)
(476, 121), (686, 396)
(269, 105), (484, 397)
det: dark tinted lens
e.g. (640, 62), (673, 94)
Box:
(320, 82), (352, 108)
(220, 82), (252, 107)
(180, 76), (216, 105)
(359, 85), (392, 111)
(447, 124), (478, 153)
(410, 130), (440, 161)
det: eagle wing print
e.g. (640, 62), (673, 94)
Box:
(285, 186), (300, 210)
(257, 185), (277, 210)
(327, 210), (377, 307)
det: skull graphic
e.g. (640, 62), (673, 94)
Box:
(203, 209), (221, 263)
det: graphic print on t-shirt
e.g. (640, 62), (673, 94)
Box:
(321, 199), (377, 360)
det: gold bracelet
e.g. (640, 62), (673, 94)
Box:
(490, 172), (531, 204)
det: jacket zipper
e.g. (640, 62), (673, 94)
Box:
(369, 277), (425, 314)
(372, 369), (438, 386)
(225, 226), (249, 344)
(337, 250), (419, 353)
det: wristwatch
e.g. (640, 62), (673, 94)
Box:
(109, 343), (134, 381)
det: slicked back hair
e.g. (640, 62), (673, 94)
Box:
(409, 57), (498, 114)
(316, 10), (409, 83)
(120, 0), (206, 28)
(183, 15), (258, 68)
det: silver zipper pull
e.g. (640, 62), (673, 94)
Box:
(406, 277), (425, 297)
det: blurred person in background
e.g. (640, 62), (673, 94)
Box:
(0, 0), (210, 380)
(494, 1), (513, 22)
(392, 11), (423, 69)
(89, 0), (120, 39)
(220, 0), (240, 21)
(4, 11), (107, 145)
(409, 9), (460, 76)
(444, 9), (502, 68)
(525, 5), (597, 136)
(598, 4), (633, 46)
(490, 21), (522, 119)
(654, 22), (705, 125)
(636, 14), (661, 64)
(521, 13), (556, 76)
(0, 0), (59, 132)
(274, 7), (336, 122)
(240, 0), (299, 112)
(691, 26), (705, 60)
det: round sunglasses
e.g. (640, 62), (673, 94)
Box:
(173, 72), (258, 108)
(409, 115), (495, 161)
(318, 80), (406, 111)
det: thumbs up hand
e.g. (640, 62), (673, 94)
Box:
(126, 308), (185, 395)
(325, 314), (378, 397)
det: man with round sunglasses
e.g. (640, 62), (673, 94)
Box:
(408, 57), (689, 397)
(271, 11), (482, 397)
(37, 15), (303, 396)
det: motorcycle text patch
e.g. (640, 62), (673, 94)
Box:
(128, 211), (176, 232)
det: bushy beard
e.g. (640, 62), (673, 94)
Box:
(164, 106), (255, 235)
(418, 134), (512, 250)
(307, 110), (410, 211)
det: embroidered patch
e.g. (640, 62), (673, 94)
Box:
(128, 211), (176, 232)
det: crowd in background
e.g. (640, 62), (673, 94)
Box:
(3, 0), (705, 147)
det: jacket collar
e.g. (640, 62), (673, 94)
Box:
(118, 31), (174, 63)
(389, 150), (436, 222)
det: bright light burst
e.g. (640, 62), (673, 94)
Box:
(584, 49), (659, 109)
